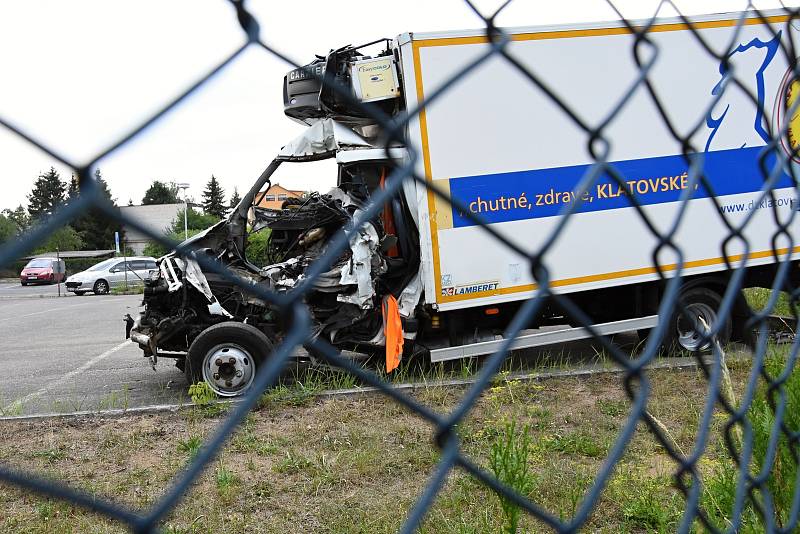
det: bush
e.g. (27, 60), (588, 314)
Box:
(0, 214), (15, 244)
(173, 208), (220, 234)
(245, 229), (271, 268)
(703, 351), (800, 530)
(490, 420), (536, 534)
(188, 382), (217, 406)
(32, 226), (84, 254)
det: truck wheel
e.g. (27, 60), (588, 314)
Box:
(93, 279), (109, 295)
(185, 322), (274, 397)
(664, 287), (731, 353)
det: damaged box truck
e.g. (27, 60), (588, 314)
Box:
(128, 10), (800, 396)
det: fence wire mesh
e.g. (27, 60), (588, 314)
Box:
(2, 0), (800, 532)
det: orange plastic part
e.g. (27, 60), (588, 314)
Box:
(382, 294), (404, 373)
(380, 168), (399, 257)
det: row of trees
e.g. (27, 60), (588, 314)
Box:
(141, 176), (241, 219)
(0, 170), (244, 253)
(0, 167), (119, 252)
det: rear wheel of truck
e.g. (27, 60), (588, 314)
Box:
(662, 287), (731, 353)
(185, 322), (274, 397)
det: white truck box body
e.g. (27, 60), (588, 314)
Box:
(397, 11), (800, 311)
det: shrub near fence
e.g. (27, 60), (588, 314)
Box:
(1, 2), (800, 533)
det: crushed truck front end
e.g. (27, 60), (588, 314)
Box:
(128, 37), (425, 396)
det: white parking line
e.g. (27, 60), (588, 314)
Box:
(0, 299), (127, 323)
(10, 340), (132, 409)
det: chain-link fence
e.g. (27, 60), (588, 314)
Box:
(3, 1), (800, 532)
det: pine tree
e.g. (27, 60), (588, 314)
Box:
(142, 180), (180, 205)
(71, 169), (122, 250)
(28, 167), (66, 220)
(202, 175), (226, 219)
(228, 187), (242, 213)
(67, 173), (80, 201)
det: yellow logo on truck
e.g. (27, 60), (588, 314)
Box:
(786, 76), (800, 154)
(777, 67), (800, 162)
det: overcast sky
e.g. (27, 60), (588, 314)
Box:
(0, 0), (792, 211)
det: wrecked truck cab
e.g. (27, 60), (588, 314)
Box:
(128, 113), (421, 396)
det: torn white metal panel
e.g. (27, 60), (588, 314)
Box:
(398, 270), (423, 318)
(173, 257), (234, 318)
(335, 147), (407, 164)
(174, 258), (214, 303)
(278, 118), (384, 161)
(161, 258), (182, 292)
(279, 119), (337, 160)
(338, 219), (382, 309)
(326, 187), (362, 209)
(208, 302), (233, 317)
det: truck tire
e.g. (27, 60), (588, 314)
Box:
(185, 322), (274, 397)
(662, 287), (731, 354)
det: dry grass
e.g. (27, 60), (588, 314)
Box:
(0, 360), (758, 533)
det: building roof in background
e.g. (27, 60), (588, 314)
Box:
(254, 184), (305, 210)
(119, 203), (188, 238)
(23, 250), (116, 260)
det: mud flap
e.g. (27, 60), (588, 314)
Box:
(383, 295), (403, 373)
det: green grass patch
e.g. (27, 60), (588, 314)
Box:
(743, 287), (798, 316)
(176, 436), (202, 461)
(109, 284), (144, 295)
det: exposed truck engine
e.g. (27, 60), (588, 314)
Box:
(128, 144), (422, 396)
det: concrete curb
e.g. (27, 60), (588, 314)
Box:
(0, 294), (73, 300)
(0, 293), (142, 300)
(0, 402), (196, 422)
(0, 354), (741, 422)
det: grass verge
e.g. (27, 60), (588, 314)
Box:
(109, 284), (144, 295)
(0, 351), (788, 532)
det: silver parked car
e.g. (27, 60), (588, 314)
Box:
(65, 256), (158, 295)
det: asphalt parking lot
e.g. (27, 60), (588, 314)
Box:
(0, 281), (187, 415)
(0, 279), (647, 417)
(0, 279), (77, 298)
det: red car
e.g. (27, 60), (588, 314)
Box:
(20, 257), (66, 285)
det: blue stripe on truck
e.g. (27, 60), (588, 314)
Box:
(448, 146), (794, 228)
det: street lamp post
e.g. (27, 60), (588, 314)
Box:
(176, 183), (190, 240)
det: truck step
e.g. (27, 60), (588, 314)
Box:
(429, 315), (659, 362)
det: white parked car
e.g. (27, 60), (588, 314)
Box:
(65, 256), (157, 295)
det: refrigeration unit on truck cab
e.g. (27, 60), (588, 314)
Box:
(127, 10), (800, 396)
